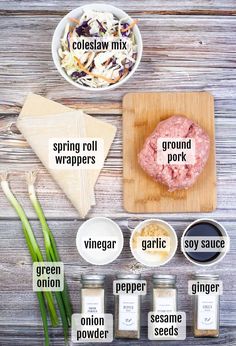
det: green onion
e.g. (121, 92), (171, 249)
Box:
(37, 291), (50, 346)
(0, 173), (59, 341)
(22, 224), (50, 346)
(26, 172), (72, 340)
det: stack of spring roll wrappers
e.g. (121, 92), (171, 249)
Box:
(17, 93), (116, 218)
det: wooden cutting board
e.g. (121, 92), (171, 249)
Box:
(123, 92), (216, 213)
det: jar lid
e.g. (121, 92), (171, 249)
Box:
(152, 274), (176, 285)
(116, 274), (141, 280)
(81, 274), (105, 284)
(193, 274), (219, 280)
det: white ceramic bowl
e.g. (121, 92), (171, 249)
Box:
(52, 3), (143, 91)
(130, 219), (178, 267)
(76, 217), (124, 265)
(181, 218), (229, 267)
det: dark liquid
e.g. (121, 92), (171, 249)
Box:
(185, 222), (222, 263)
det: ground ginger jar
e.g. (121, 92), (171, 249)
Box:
(193, 274), (220, 337)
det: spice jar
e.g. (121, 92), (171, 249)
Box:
(115, 274), (141, 339)
(193, 274), (220, 337)
(81, 274), (105, 314)
(152, 274), (177, 312)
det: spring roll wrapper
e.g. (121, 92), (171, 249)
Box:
(17, 93), (116, 218)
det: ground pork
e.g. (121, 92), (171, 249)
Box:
(138, 115), (210, 191)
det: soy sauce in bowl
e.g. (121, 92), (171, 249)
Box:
(182, 219), (229, 266)
(185, 222), (222, 263)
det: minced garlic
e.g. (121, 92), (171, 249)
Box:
(132, 222), (170, 259)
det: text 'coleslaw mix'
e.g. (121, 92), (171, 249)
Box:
(58, 9), (138, 88)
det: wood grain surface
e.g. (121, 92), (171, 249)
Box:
(123, 92), (216, 213)
(0, 0), (236, 345)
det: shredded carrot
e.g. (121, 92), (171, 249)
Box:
(104, 58), (112, 67)
(123, 68), (129, 78)
(75, 57), (120, 84)
(69, 17), (80, 25)
(120, 19), (139, 33)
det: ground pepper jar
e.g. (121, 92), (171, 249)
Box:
(193, 274), (220, 337)
(81, 274), (105, 314)
(152, 274), (177, 312)
(114, 274), (141, 339)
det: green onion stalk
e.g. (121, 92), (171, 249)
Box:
(0, 173), (59, 346)
(26, 172), (72, 341)
(22, 224), (49, 346)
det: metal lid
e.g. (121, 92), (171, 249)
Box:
(152, 274), (176, 285)
(116, 274), (141, 280)
(193, 274), (219, 280)
(81, 274), (105, 284)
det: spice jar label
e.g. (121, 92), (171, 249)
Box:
(71, 313), (113, 343)
(148, 312), (186, 340)
(82, 293), (104, 314)
(197, 295), (218, 330)
(153, 296), (176, 312)
(118, 295), (139, 331)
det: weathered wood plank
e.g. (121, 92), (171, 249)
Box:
(1, 0), (236, 13)
(0, 15), (236, 113)
(1, 97), (236, 116)
(0, 170), (235, 219)
(0, 326), (235, 346)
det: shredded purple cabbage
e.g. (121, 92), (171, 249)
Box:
(111, 57), (117, 66)
(89, 61), (95, 72)
(71, 71), (87, 79)
(75, 20), (91, 37)
(96, 20), (106, 33)
(119, 68), (124, 77)
(129, 64), (134, 71)
(124, 59), (133, 70)
(121, 23), (130, 37)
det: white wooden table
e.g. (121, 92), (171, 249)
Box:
(0, 1), (236, 345)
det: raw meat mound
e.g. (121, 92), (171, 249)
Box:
(138, 115), (210, 191)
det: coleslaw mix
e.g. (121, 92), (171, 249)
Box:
(58, 9), (138, 88)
